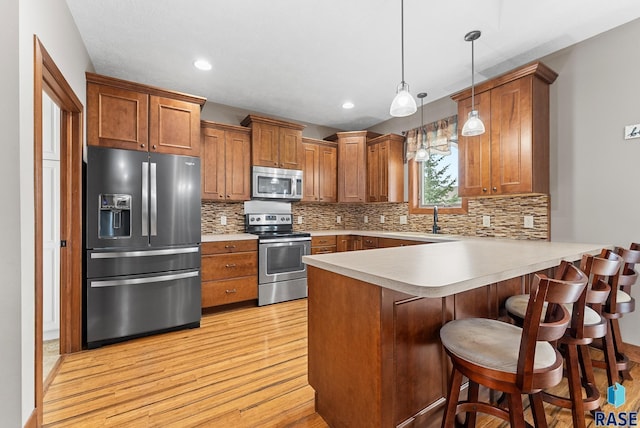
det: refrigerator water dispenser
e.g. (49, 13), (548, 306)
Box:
(98, 194), (131, 239)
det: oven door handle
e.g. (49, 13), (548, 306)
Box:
(259, 237), (311, 244)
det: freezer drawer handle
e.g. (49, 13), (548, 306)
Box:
(90, 246), (200, 259)
(142, 162), (149, 236)
(90, 271), (199, 288)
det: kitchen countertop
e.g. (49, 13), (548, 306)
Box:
(201, 233), (257, 242)
(306, 229), (457, 242)
(303, 238), (606, 298)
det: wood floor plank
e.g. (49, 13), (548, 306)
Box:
(44, 299), (638, 427)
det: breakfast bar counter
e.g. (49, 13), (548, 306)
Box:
(302, 239), (604, 428)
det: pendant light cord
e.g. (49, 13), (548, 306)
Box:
(470, 37), (475, 109)
(400, 0), (405, 85)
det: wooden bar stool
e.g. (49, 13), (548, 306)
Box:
(592, 244), (640, 385)
(440, 263), (587, 428)
(506, 252), (620, 427)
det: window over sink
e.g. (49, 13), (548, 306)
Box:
(409, 143), (467, 215)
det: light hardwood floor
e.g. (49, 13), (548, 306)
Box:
(44, 299), (638, 427)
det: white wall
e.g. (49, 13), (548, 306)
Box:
(1, 1), (23, 426)
(544, 18), (640, 344)
(9, 0), (92, 424)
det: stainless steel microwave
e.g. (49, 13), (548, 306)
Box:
(252, 166), (303, 201)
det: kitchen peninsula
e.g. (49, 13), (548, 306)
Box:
(302, 238), (605, 428)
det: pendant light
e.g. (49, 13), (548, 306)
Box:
(389, 0), (417, 117)
(461, 30), (485, 137)
(414, 92), (428, 162)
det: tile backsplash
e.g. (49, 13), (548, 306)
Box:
(202, 194), (549, 240)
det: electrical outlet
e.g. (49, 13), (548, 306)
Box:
(380, 215), (385, 224)
(482, 215), (491, 227)
(297, 216), (303, 224)
(524, 215), (534, 229)
(336, 215), (342, 224)
(220, 215), (227, 226)
(399, 215), (407, 225)
(364, 215), (369, 223)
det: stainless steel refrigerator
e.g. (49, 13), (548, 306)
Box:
(85, 146), (201, 348)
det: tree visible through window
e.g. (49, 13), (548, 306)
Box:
(419, 144), (461, 208)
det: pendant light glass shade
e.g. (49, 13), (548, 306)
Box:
(390, 82), (417, 117)
(414, 145), (428, 162)
(414, 91), (428, 162)
(461, 30), (485, 137)
(461, 110), (485, 136)
(390, 0), (416, 117)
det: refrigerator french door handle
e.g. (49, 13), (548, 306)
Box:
(150, 162), (157, 236)
(141, 162), (149, 236)
(90, 271), (199, 288)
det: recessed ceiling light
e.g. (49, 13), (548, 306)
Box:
(342, 101), (354, 109)
(194, 59), (212, 71)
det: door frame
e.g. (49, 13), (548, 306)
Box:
(33, 36), (83, 426)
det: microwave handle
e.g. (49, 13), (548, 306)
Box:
(295, 177), (303, 197)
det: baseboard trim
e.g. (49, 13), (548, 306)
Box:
(624, 341), (640, 363)
(24, 409), (36, 428)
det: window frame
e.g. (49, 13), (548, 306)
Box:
(408, 158), (468, 215)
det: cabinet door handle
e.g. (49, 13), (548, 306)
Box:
(152, 145), (157, 150)
(225, 263), (237, 268)
(224, 245), (236, 249)
(219, 194), (223, 198)
(225, 288), (237, 294)
(140, 143), (145, 148)
(492, 187), (497, 192)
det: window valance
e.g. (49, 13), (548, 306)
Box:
(404, 115), (457, 162)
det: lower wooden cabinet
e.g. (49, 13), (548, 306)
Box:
(201, 240), (257, 308)
(311, 235), (337, 254)
(337, 235), (362, 252)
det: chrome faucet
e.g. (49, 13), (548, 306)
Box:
(432, 206), (441, 234)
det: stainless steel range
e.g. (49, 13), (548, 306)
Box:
(245, 211), (311, 306)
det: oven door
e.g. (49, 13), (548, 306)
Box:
(258, 238), (311, 284)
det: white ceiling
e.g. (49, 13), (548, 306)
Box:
(65, 0), (640, 131)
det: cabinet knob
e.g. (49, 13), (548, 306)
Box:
(482, 188), (487, 192)
(153, 145), (157, 150)
(219, 194), (223, 198)
(492, 187), (497, 192)
(226, 195), (230, 198)
(274, 162), (278, 166)
(140, 144), (145, 148)
(225, 288), (237, 294)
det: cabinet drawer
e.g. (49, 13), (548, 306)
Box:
(312, 235), (337, 247)
(202, 252), (257, 281)
(202, 240), (257, 255)
(378, 238), (424, 248)
(312, 246), (337, 255)
(362, 237), (379, 249)
(201, 277), (257, 307)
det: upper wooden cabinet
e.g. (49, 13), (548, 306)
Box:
(86, 73), (205, 156)
(301, 137), (337, 203)
(451, 62), (557, 197)
(366, 134), (404, 203)
(326, 131), (381, 203)
(240, 115), (306, 170)
(201, 121), (251, 201)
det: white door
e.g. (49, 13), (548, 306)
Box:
(42, 92), (61, 341)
